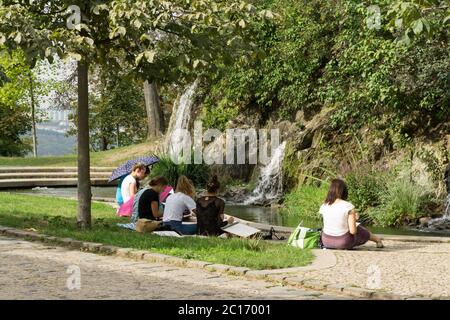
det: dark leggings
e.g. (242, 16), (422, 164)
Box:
(321, 225), (371, 250)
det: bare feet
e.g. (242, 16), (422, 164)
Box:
(376, 239), (384, 248)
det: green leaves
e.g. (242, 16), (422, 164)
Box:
(92, 4), (109, 15)
(385, 0), (448, 42)
(193, 59), (207, 69)
(13, 32), (21, 44)
(135, 50), (156, 65)
(412, 18), (423, 34)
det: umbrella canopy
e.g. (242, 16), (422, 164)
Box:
(108, 155), (160, 183)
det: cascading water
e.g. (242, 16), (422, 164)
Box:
(244, 141), (287, 205)
(445, 193), (450, 219)
(165, 80), (199, 157)
(424, 187), (450, 231)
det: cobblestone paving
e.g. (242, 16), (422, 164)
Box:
(0, 236), (345, 300)
(292, 240), (450, 298)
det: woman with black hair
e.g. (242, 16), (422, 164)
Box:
(196, 175), (234, 236)
(320, 179), (384, 250)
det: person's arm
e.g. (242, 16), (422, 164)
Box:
(219, 204), (225, 221)
(185, 196), (197, 216)
(348, 209), (357, 235)
(129, 182), (137, 198)
(218, 199), (232, 223)
(151, 201), (162, 219)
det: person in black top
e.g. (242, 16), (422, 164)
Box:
(137, 176), (168, 220)
(196, 175), (234, 236)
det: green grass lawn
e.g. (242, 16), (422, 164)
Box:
(0, 193), (313, 270)
(0, 142), (159, 167)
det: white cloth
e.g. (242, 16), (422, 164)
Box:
(163, 192), (196, 222)
(319, 200), (355, 236)
(121, 174), (137, 203)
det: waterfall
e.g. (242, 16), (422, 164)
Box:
(424, 191), (450, 231)
(165, 81), (199, 157)
(245, 141), (287, 205)
(445, 193), (450, 219)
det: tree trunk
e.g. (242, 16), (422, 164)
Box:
(143, 80), (164, 138)
(100, 136), (108, 151)
(116, 124), (120, 147)
(28, 73), (37, 157)
(77, 61), (91, 229)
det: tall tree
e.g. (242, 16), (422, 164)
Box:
(0, 49), (32, 156)
(0, 0), (272, 227)
(143, 81), (164, 138)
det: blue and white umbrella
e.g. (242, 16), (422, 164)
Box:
(108, 155), (160, 183)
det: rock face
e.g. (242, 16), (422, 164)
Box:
(419, 217), (431, 228)
(445, 163), (450, 193)
(221, 186), (251, 204)
(426, 218), (450, 231)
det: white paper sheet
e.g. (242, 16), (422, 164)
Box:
(221, 222), (261, 238)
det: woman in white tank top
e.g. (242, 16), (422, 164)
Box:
(319, 179), (384, 250)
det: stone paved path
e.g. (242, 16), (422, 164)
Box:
(0, 236), (345, 300)
(289, 240), (450, 298)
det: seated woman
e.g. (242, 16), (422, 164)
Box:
(320, 179), (384, 250)
(196, 175), (234, 236)
(121, 163), (149, 204)
(162, 175), (197, 235)
(131, 176), (168, 223)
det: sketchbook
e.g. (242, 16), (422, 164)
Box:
(153, 231), (183, 237)
(221, 222), (261, 238)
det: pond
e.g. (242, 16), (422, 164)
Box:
(4, 187), (449, 237)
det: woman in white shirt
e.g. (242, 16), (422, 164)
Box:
(319, 179), (384, 249)
(163, 175), (197, 235)
(121, 163), (148, 203)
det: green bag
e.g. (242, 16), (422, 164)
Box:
(287, 224), (321, 249)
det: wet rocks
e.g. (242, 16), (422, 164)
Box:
(419, 217), (431, 228)
(426, 218), (450, 231)
(221, 186), (251, 203)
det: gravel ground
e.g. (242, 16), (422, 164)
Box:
(290, 240), (450, 298)
(0, 236), (344, 300)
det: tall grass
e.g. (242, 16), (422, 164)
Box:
(150, 155), (210, 188)
(345, 166), (386, 213)
(283, 183), (328, 221)
(0, 193), (313, 269)
(368, 177), (429, 227)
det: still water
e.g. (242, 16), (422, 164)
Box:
(5, 187), (449, 237)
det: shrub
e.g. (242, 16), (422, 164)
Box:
(346, 168), (386, 213)
(283, 183), (329, 221)
(150, 155), (210, 188)
(368, 177), (429, 227)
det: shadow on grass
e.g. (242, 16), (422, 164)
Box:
(0, 211), (313, 270)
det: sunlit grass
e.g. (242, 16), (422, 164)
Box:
(0, 193), (313, 270)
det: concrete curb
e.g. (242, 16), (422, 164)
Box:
(0, 225), (444, 300)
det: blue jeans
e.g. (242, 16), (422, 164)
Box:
(163, 220), (197, 235)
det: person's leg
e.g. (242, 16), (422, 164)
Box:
(369, 231), (384, 248)
(369, 232), (381, 243)
(355, 225), (384, 248)
(163, 220), (183, 234)
(180, 223), (197, 235)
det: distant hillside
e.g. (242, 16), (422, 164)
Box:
(0, 141), (161, 167)
(33, 129), (76, 156)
